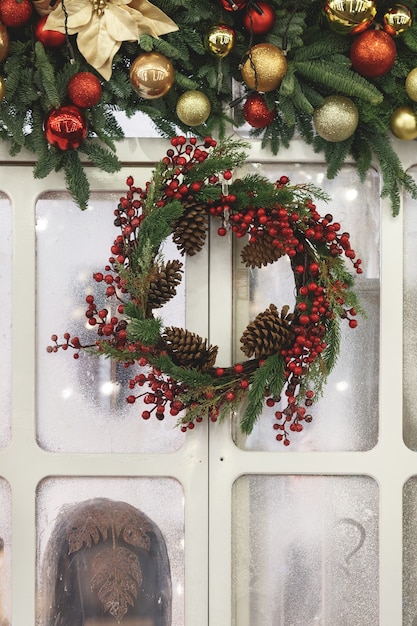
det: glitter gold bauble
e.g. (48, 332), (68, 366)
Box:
(176, 90), (211, 126)
(324, 0), (376, 35)
(130, 52), (175, 100)
(44, 105), (88, 151)
(406, 68), (417, 101)
(0, 77), (5, 101)
(350, 29), (397, 78)
(313, 95), (359, 142)
(383, 4), (412, 36)
(241, 43), (287, 92)
(390, 106), (417, 140)
(204, 24), (235, 58)
(0, 21), (9, 63)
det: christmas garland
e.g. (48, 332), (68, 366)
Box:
(47, 136), (362, 446)
(1, 0), (417, 213)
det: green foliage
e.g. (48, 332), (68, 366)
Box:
(127, 317), (163, 345)
(240, 355), (286, 435)
(2, 0), (417, 212)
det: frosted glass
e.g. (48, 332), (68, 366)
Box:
(403, 477), (417, 625)
(232, 164), (380, 452)
(36, 192), (185, 453)
(0, 479), (11, 626)
(0, 194), (11, 449)
(36, 477), (184, 626)
(232, 475), (379, 626)
(403, 167), (417, 448)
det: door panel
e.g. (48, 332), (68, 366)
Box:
(0, 135), (413, 625)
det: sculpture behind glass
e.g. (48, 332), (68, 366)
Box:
(40, 498), (172, 626)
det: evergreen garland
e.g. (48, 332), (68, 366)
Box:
(1, 0), (417, 211)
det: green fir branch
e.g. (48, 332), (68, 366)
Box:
(34, 42), (61, 110)
(127, 317), (163, 346)
(240, 355), (286, 435)
(62, 151), (90, 211)
(153, 353), (213, 387)
(294, 60), (383, 104)
(79, 141), (121, 173)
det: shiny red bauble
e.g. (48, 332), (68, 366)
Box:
(243, 93), (276, 128)
(44, 105), (88, 151)
(219, 0), (246, 10)
(34, 15), (66, 47)
(68, 72), (102, 108)
(243, 1), (276, 35)
(0, 0), (32, 27)
(350, 29), (396, 78)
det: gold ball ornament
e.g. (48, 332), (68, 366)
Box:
(390, 106), (417, 140)
(323, 0), (376, 35)
(176, 90), (211, 126)
(129, 52), (175, 100)
(406, 68), (417, 102)
(383, 4), (413, 36)
(313, 95), (359, 142)
(0, 21), (10, 63)
(0, 77), (5, 101)
(204, 24), (235, 58)
(241, 43), (287, 92)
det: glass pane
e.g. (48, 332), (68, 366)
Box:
(232, 475), (379, 626)
(0, 478), (11, 626)
(232, 164), (380, 452)
(36, 192), (185, 453)
(36, 476), (184, 626)
(0, 193), (11, 450)
(403, 477), (417, 624)
(403, 167), (417, 448)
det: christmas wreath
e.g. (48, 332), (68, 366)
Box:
(47, 136), (362, 446)
(1, 0), (417, 213)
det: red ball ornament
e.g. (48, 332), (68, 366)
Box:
(34, 15), (66, 47)
(68, 72), (102, 108)
(44, 105), (88, 151)
(243, 93), (276, 128)
(243, 1), (276, 35)
(0, 0), (32, 27)
(219, 0), (246, 10)
(350, 29), (397, 78)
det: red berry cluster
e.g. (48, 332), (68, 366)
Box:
(126, 366), (192, 425)
(209, 179), (363, 445)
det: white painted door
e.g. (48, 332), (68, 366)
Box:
(0, 131), (414, 625)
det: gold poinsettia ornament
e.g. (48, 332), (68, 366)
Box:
(45, 0), (178, 80)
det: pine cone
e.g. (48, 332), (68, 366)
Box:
(241, 232), (285, 268)
(162, 327), (218, 373)
(147, 260), (183, 313)
(172, 200), (209, 256)
(240, 304), (295, 359)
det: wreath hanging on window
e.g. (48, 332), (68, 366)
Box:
(1, 0), (417, 213)
(47, 136), (362, 446)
